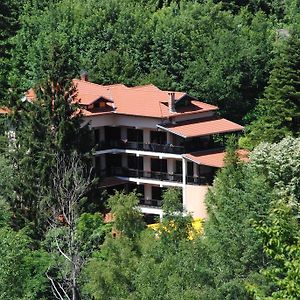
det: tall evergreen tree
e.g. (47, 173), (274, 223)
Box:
(7, 39), (92, 232)
(243, 27), (300, 148)
(0, 0), (22, 102)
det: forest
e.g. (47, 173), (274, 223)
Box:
(0, 0), (300, 299)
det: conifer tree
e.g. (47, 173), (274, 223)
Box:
(0, 0), (21, 102)
(7, 41), (92, 232)
(244, 27), (300, 148)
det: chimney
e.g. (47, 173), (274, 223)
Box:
(168, 92), (176, 113)
(80, 70), (88, 81)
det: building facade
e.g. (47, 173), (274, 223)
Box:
(74, 77), (244, 220)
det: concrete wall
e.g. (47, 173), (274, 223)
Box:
(185, 185), (209, 219)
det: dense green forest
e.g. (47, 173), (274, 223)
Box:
(1, 0), (300, 299)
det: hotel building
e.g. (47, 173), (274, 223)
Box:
(72, 77), (244, 220)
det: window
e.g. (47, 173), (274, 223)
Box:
(150, 131), (166, 144)
(95, 156), (101, 176)
(176, 160), (182, 174)
(105, 126), (121, 140)
(94, 129), (100, 144)
(187, 161), (193, 177)
(151, 158), (167, 172)
(152, 186), (163, 200)
(127, 128), (143, 142)
(128, 155), (143, 170)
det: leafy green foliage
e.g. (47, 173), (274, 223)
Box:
(108, 190), (146, 239)
(7, 0), (276, 123)
(76, 212), (110, 256)
(201, 141), (273, 299)
(7, 78), (92, 231)
(83, 188), (202, 300)
(246, 138), (300, 299)
(0, 227), (51, 300)
(249, 200), (300, 299)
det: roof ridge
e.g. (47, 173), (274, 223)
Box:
(73, 79), (107, 88)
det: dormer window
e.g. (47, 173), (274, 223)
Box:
(94, 100), (107, 108)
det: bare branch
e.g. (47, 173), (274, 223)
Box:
(55, 238), (72, 263)
(46, 271), (65, 300)
(57, 281), (72, 300)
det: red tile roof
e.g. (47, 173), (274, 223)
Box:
(73, 79), (218, 118)
(184, 149), (249, 168)
(25, 79), (218, 118)
(157, 117), (244, 138)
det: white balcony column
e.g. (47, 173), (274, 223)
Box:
(159, 211), (163, 221)
(144, 156), (151, 172)
(193, 162), (199, 177)
(166, 132), (172, 144)
(167, 158), (175, 174)
(121, 127), (127, 140)
(143, 128), (150, 144)
(144, 184), (151, 200)
(182, 157), (187, 209)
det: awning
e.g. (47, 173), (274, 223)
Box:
(157, 117), (244, 138)
(183, 149), (249, 168)
(184, 149), (226, 168)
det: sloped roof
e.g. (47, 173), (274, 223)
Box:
(157, 117), (244, 138)
(73, 79), (218, 118)
(24, 79), (218, 118)
(184, 149), (249, 168)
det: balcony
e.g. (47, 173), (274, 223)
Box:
(187, 175), (211, 185)
(109, 167), (183, 182)
(96, 140), (185, 154)
(99, 167), (210, 185)
(96, 139), (225, 155)
(139, 198), (163, 208)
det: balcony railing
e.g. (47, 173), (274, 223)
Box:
(96, 140), (185, 154)
(95, 139), (225, 155)
(187, 175), (210, 185)
(139, 198), (163, 208)
(110, 167), (183, 182)
(99, 167), (210, 185)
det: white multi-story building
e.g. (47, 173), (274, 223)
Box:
(1, 75), (244, 221)
(73, 76), (244, 221)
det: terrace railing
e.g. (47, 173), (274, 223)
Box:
(96, 140), (185, 154)
(100, 167), (210, 185)
(139, 198), (163, 208)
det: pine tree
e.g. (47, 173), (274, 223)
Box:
(10, 79), (91, 231)
(244, 27), (300, 148)
(0, 0), (21, 102)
